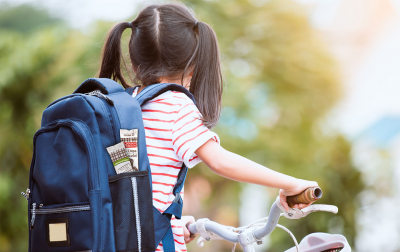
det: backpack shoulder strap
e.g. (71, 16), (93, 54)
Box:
(73, 78), (124, 94)
(125, 86), (137, 96)
(133, 83), (194, 220)
(134, 83), (195, 106)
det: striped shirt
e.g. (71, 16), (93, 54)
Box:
(131, 87), (220, 252)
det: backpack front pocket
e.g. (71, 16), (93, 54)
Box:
(30, 202), (92, 252)
(28, 119), (100, 252)
(109, 171), (155, 252)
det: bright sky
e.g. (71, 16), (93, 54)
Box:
(0, 0), (146, 29)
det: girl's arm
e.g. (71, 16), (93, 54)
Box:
(195, 139), (318, 210)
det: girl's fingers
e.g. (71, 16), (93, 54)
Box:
(182, 215), (197, 243)
(292, 202), (312, 209)
(183, 224), (191, 243)
(279, 189), (290, 211)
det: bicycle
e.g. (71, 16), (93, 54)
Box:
(188, 187), (351, 252)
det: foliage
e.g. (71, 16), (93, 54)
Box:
(182, 0), (364, 251)
(0, 3), (64, 34)
(0, 1), (364, 252)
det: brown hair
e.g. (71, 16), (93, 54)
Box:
(98, 3), (223, 128)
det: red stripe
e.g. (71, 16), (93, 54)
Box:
(154, 198), (168, 204)
(143, 118), (174, 123)
(153, 190), (184, 195)
(171, 225), (183, 228)
(148, 101), (181, 106)
(148, 154), (180, 162)
(172, 117), (197, 134)
(182, 149), (189, 160)
(150, 163), (181, 169)
(148, 98), (166, 103)
(142, 109), (178, 114)
(147, 145), (174, 151)
(153, 190), (171, 195)
(175, 110), (194, 124)
(145, 127), (172, 132)
(174, 239), (185, 245)
(158, 208), (165, 213)
(173, 96), (187, 100)
(146, 136), (171, 141)
(189, 156), (198, 162)
(152, 173), (178, 178)
(154, 198), (173, 205)
(173, 123), (203, 145)
(177, 129), (208, 154)
(174, 233), (184, 237)
(153, 181), (175, 187)
(177, 103), (195, 113)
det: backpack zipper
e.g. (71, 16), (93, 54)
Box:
(131, 177), (142, 252)
(21, 188), (30, 201)
(86, 90), (114, 106)
(30, 203), (90, 229)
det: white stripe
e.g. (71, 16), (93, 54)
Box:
(131, 177), (141, 252)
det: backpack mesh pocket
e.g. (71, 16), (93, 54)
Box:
(109, 171), (155, 252)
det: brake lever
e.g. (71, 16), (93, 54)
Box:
(276, 196), (338, 219)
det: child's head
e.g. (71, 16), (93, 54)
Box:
(99, 3), (223, 128)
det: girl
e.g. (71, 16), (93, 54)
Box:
(98, 3), (318, 251)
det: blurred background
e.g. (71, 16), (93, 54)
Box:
(0, 0), (398, 251)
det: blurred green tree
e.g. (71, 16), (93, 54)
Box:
(0, 3), (63, 34)
(182, 0), (364, 251)
(0, 4), (96, 251)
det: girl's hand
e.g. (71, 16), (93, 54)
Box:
(279, 179), (319, 211)
(182, 215), (197, 244)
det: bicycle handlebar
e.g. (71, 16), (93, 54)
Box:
(287, 186), (322, 208)
(188, 187), (324, 252)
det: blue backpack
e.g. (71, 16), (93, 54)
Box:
(26, 78), (194, 252)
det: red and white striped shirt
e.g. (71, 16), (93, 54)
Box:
(131, 87), (220, 252)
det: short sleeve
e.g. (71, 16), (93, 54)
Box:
(171, 94), (220, 168)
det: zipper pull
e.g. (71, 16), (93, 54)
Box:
(21, 188), (30, 201)
(86, 90), (114, 106)
(30, 203), (36, 230)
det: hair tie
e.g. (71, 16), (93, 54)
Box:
(128, 21), (134, 29)
(194, 21), (199, 28)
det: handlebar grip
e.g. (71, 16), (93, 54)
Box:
(286, 187), (322, 208)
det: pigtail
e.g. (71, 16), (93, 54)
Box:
(99, 22), (132, 88)
(189, 21), (223, 129)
